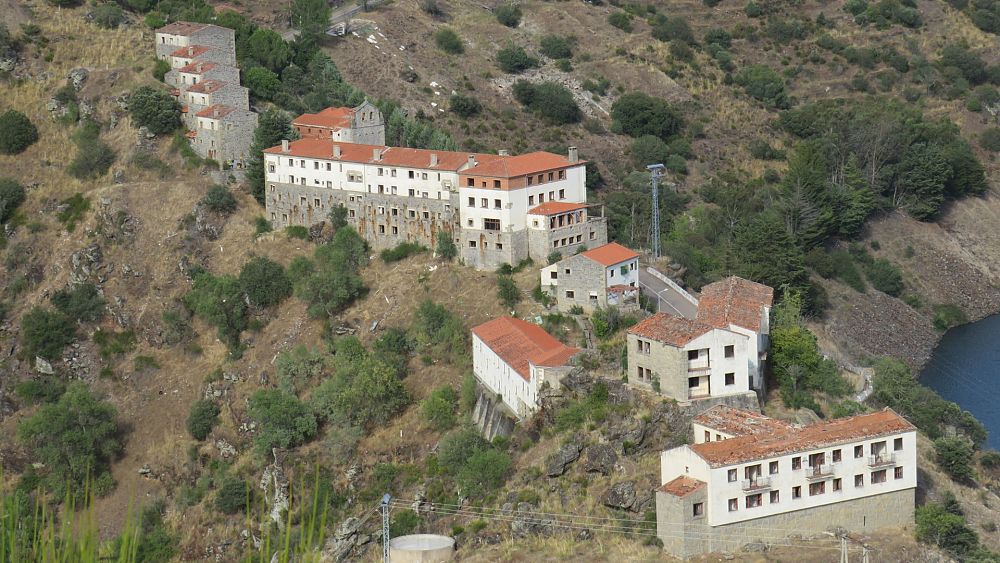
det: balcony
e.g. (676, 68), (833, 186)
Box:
(868, 454), (897, 468)
(687, 360), (711, 373)
(805, 464), (835, 480)
(742, 477), (772, 492)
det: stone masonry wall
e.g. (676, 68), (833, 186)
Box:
(553, 253), (608, 314)
(628, 334), (687, 398)
(657, 488), (913, 560)
(458, 228), (527, 270)
(527, 217), (608, 264)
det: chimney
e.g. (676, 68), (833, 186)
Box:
(568, 146), (579, 163)
(196, 62), (203, 73)
(373, 148), (382, 161)
(498, 149), (510, 156)
(187, 46), (194, 56)
(467, 154), (477, 168)
(430, 153), (438, 167)
(333, 145), (341, 158)
(281, 139), (289, 153)
(212, 106), (219, 118)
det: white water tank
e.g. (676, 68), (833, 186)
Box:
(388, 534), (455, 563)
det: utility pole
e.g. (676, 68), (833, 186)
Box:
(840, 536), (849, 563)
(381, 493), (391, 563)
(646, 164), (666, 260)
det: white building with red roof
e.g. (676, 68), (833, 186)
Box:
(471, 317), (580, 419)
(540, 242), (640, 313)
(262, 137), (608, 269)
(656, 407), (917, 559)
(292, 102), (385, 145)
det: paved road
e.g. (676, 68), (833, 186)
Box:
(637, 268), (699, 319)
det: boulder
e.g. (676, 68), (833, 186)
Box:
(68, 68), (88, 91)
(510, 502), (554, 538)
(602, 481), (637, 510)
(583, 443), (617, 475)
(69, 244), (103, 285)
(546, 441), (583, 477)
(34, 356), (54, 375)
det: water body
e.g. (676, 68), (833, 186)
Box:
(921, 314), (1000, 450)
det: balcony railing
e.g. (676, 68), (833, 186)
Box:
(687, 361), (711, 372)
(805, 463), (835, 480)
(742, 477), (772, 492)
(868, 454), (897, 468)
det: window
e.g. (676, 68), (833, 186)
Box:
(391, 226), (398, 234)
(348, 210), (355, 218)
(496, 243), (502, 250)
(548, 172), (554, 181)
(728, 498), (738, 512)
(468, 197), (475, 207)
(481, 198), (488, 208)
(377, 167), (383, 176)
(468, 240), (477, 248)
(314, 161), (319, 169)
(409, 171), (415, 179)
(268, 164), (275, 173)
(725, 373), (735, 385)
(326, 163), (332, 171)
(769, 490), (779, 504)
(894, 467), (903, 480)
(894, 438), (903, 451)
(687, 350), (699, 361)
(409, 189), (416, 197)
(809, 482), (825, 496)
(589, 231), (597, 240)
(688, 377), (699, 388)
(538, 193), (545, 203)
(855, 474), (863, 487)
(692, 502), (704, 517)
(378, 225), (385, 234)
(854, 445), (864, 458)
(314, 198), (320, 208)
(727, 469), (737, 482)
(299, 160), (305, 168)
(833, 478), (842, 492)
(422, 173), (428, 180)
(391, 169), (397, 177)
(559, 189), (565, 199)
(872, 470), (887, 484)
(792, 486), (801, 499)
(745, 494), (762, 508)
(565, 290), (575, 298)
(527, 176), (533, 186)
(494, 199), (501, 208)
(769, 461), (778, 475)
(725, 345), (735, 358)
(529, 195), (535, 205)
(792, 457), (801, 470)
(704, 431), (711, 442)
(484, 218), (501, 231)
(494, 180), (501, 189)
(467, 178), (474, 187)
(391, 208), (398, 216)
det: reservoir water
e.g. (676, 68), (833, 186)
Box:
(921, 314), (1000, 450)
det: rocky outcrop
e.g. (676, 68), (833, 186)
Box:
(583, 443), (617, 475)
(68, 68), (88, 91)
(503, 502), (554, 538)
(69, 244), (103, 285)
(259, 451), (290, 526)
(601, 481), (637, 510)
(546, 441), (582, 477)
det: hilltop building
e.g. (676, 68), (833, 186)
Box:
(293, 102), (386, 145)
(262, 136), (608, 270)
(656, 406), (916, 559)
(154, 21), (257, 168)
(540, 242), (640, 313)
(471, 317), (580, 419)
(625, 276), (773, 401)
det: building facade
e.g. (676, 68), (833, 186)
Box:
(189, 105), (259, 164)
(656, 407), (917, 559)
(540, 242), (640, 313)
(471, 317), (579, 419)
(154, 22), (235, 61)
(262, 139), (608, 270)
(293, 102), (386, 145)
(627, 313), (751, 400)
(181, 80), (249, 128)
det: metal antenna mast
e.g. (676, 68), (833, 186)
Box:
(381, 493), (391, 563)
(647, 164), (666, 260)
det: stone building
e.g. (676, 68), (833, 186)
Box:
(540, 242), (640, 313)
(656, 407), (916, 559)
(189, 105), (259, 164)
(154, 22), (235, 62)
(471, 317), (579, 419)
(165, 61), (240, 95)
(627, 313), (752, 400)
(180, 80), (249, 128)
(293, 102), (386, 145)
(166, 44), (237, 69)
(262, 139), (608, 270)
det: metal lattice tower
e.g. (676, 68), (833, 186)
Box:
(647, 164), (666, 260)
(381, 494), (391, 563)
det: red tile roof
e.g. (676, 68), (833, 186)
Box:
(696, 276), (774, 333)
(178, 61), (219, 74)
(689, 408), (915, 467)
(608, 284), (639, 294)
(692, 406), (793, 437)
(157, 21), (209, 36)
(628, 313), (715, 347)
(472, 317), (580, 381)
(463, 151), (583, 178)
(195, 104), (236, 119)
(580, 242), (639, 267)
(186, 79), (230, 94)
(170, 45), (212, 58)
(293, 107), (355, 130)
(527, 202), (588, 216)
(659, 476), (706, 498)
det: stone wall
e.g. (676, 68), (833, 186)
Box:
(527, 217), (608, 264)
(678, 391), (761, 417)
(657, 487), (914, 560)
(458, 228), (527, 270)
(552, 253), (608, 313)
(628, 334), (687, 398)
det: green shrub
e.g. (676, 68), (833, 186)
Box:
(184, 271), (247, 351)
(215, 477), (252, 514)
(67, 124), (115, 180)
(57, 193), (91, 231)
(0, 110), (39, 155)
(748, 139), (784, 160)
(51, 282), (105, 323)
(390, 510), (421, 537)
(292, 228), (368, 318)
(734, 65), (790, 108)
(152, 59), (170, 82)
(129, 86), (181, 135)
(863, 257), (903, 296)
(438, 427), (511, 497)
(186, 399), (220, 440)
(704, 28), (732, 48)
(497, 275), (520, 309)
(539, 35), (573, 59)
(285, 225), (309, 239)
(93, 328), (137, 358)
(201, 185), (237, 214)
(980, 128), (1000, 151)
(980, 451), (1000, 469)
(916, 502), (980, 558)
(0, 178), (27, 223)
(239, 256), (291, 308)
(275, 345), (327, 393)
(92, 3), (125, 29)
(308, 350), (410, 428)
(247, 389), (317, 455)
(629, 135), (672, 167)
(512, 80), (581, 124)
(20, 307), (75, 361)
(497, 45), (539, 73)
(494, 3), (521, 27)
(608, 12), (633, 32)
(933, 304), (967, 331)
(422, 385), (457, 430)
(611, 92), (684, 141)
(15, 376), (68, 404)
(450, 94), (482, 118)
(935, 437), (976, 482)
(435, 28), (464, 54)
(436, 230), (457, 260)
(380, 241), (427, 262)
(254, 217), (273, 238)
(411, 300), (467, 363)
(547, 250), (562, 264)
(651, 15), (696, 45)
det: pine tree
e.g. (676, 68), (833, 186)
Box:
(247, 109), (295, 205)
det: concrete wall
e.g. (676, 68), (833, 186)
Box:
(657, 487), (914, 560)
(472, 334), (536, 419)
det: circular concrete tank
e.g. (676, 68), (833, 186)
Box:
(388, 534), (455, 563)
